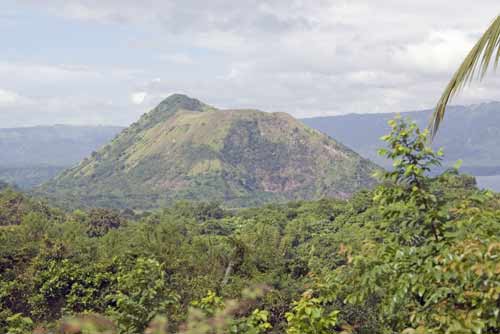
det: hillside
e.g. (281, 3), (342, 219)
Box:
(39, 94), (378, 209)
(0, 125), (123, 188)
(302, 102), (500, 190)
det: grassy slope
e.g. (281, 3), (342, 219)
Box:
(39, 95), (378, 209)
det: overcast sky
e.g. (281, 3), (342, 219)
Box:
(1, 1), (499, 127)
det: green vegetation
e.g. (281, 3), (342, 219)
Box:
(38, 94), (378, 209)
(1, 117), (498, 333)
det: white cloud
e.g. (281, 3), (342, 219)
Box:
(0, 89), (21, 106)
(130, 91), (147, 105)
(159, 53), (194, 65)
(393, 30), (475, 74)
(0, 62), (103, 83)
(5, 0), (500, 127)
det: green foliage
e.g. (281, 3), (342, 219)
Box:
(1, 116), (499, 333)
(317, 117), (500, 334)
(285, 290), (339, 334)
(0, 188), (60, 226)
(377, 116), (442, 185)
(169, 201), (227, 222)
(86, 208), (124, 237)
(107, 258), (178, 334)
(231, 309), (272, 334)
(28, 258), (116, 320)
(375, 116), (446, 242)
(190, 291), (224, 317)
(181, 288), (271, 334)
(5, 313), (34, 334)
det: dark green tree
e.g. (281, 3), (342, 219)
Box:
(86, 208), (124, 237)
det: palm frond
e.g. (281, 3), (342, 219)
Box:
(430, 14), (500, 138)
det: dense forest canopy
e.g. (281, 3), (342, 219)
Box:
(1, 118), (498, 334)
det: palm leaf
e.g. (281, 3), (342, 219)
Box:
(430, 14), (500, 137)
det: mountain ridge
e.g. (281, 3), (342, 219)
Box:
(0, 125), (123, 188)
(302, 102), (500, 172)
(302, 102), (500, 191)
(38, 94), (378, 209)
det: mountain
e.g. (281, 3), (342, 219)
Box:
(6, 102), (500, 192)
(0, 125), (123, 188)
(39, 94), (378, 209)
(301, 101), (500, 191)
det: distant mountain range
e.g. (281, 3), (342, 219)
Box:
(302, 102), (500, 191)
(0, 125), (122, 188)
(38, 94), (378, 209)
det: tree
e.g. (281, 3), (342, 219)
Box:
(322, 118), (500, 333)
(431, 14), (500, 136)
(106, 258), (177, 334)
(285, 290), (339, 334)
(86, 208), (124, 237)
(375, 116), (446, 242)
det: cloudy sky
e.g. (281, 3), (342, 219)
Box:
(1, 0), (499, 127)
